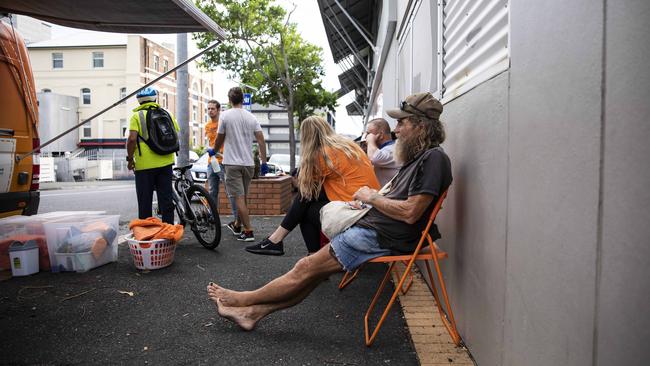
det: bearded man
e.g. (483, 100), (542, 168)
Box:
(207, 92), (452, 331)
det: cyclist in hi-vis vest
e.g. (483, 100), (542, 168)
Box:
(126, 88), (180, 224)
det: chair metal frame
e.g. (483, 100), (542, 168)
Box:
(338, 190), (461, 346)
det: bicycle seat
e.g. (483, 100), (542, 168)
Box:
(173, 164), (193, 174)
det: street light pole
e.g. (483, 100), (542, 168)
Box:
(177, 33), (190, 167)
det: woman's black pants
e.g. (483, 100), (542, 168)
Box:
(280, 189), (329, 253)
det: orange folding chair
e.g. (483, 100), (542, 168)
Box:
(339, 190), (461, 346)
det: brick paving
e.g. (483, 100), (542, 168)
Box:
(392, 263), (475, 365)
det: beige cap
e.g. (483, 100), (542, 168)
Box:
(386, 92), (443, 120)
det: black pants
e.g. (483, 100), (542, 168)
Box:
(280, 189), (329, 253)
(135, 164), (174, 224)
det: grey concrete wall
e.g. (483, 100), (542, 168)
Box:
(598, 1), (650, 365)
(437, 72), (510, 366)
(380, 1), (650, 364)
(506, 1), (603, 365)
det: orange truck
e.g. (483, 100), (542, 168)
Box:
(0, 22), (40, 217)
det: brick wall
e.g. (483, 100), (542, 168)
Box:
(217, 175), (293, 216)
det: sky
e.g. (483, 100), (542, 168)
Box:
(49, 0), (364, 137)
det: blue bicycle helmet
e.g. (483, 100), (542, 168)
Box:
(136, 87), (158, 104)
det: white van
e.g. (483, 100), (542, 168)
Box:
(268, 154), (300, 174)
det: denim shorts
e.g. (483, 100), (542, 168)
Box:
(330, 226), (392, 272)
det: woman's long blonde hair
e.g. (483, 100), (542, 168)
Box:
(298, 116), (364, 200)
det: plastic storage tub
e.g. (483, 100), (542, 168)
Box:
(1, 211), (108, 272)
(43, 215), (119, 273)
(0, 211), (107, 239)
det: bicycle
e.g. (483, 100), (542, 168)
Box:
(156, 164), (221, 249)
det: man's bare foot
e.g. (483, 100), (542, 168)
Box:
(215, 298), (260, 331)
(206, 282), (250, 307)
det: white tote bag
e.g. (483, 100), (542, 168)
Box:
(319, 178), (394, 239)
(320, 202), (371, 239)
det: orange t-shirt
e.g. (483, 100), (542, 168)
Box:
(319, 146), (380, 201)
(205, 120), (223, 164)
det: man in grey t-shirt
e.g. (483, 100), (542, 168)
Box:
(214, 87), (268, 242)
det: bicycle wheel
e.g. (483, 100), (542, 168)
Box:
(185, 184), (221, 249)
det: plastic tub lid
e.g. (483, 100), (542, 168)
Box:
(9, 240), (39, 252)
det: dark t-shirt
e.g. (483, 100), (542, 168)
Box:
(356, 147), (452, 253)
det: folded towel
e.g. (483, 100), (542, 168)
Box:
(129, 217), (184, 242)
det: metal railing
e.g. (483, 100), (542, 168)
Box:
(41, 149), (133, 182)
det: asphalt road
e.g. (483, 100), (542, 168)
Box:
(1, 206), (418, 364)
(39, 182), (139, 229)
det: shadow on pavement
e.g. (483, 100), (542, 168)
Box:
(0, 216), (418, 365)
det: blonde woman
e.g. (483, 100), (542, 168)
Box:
(245, 116), (380, 255)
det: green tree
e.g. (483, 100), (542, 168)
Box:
(194, 0), (337, 171)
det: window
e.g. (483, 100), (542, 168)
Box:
(204, 108), (208, 123)
(81, 88), (91, 105)
(83, 125), (92, 138)
(153, 55), (159, 71)
(192, 105), (198, 122)
(92, 51), (104, 68)
(162, 93), (168, 108)
(120, 87), (127, 104)
(52, 53), (63, 69)
(269, 112), (285, 120)
(269, 127), (290, 135)
(163, 59), (169, 72)
(120, 119), (128, 137)
(192, 83), (199, 101)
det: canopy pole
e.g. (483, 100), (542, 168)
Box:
(17, 40), (221, 162)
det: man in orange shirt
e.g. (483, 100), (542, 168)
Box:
(205, 100), (237, 218)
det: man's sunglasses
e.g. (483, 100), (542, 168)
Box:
(400, 101), (430, 118)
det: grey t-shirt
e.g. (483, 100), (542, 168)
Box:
(356, 147), (452, 253)
(217, 108), (262, 166)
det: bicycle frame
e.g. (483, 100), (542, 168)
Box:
(172, 171), (197, 225)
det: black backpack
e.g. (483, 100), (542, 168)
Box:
(137, 106), (179, 155)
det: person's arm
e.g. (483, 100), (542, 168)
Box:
(214, 133), (225, 152)
(254, 130), (267, 163)
(353, 187), (433, 224)
(126, 130), (138, 171)
(365, 133), (380, 160)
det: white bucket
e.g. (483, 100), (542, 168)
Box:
(9, 240), (40, 276)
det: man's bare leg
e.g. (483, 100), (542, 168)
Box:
(235, 195), (252, 231)
(210, 280), (322, 331)
(208, 245), (342, 307)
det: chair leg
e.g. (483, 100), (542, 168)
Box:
(364, 262), (398, 346)
(390, 262), (415, 295)
(424, 258), (461, 346)
(338, 268), (361, 290)
(364, 258), (421, 346)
